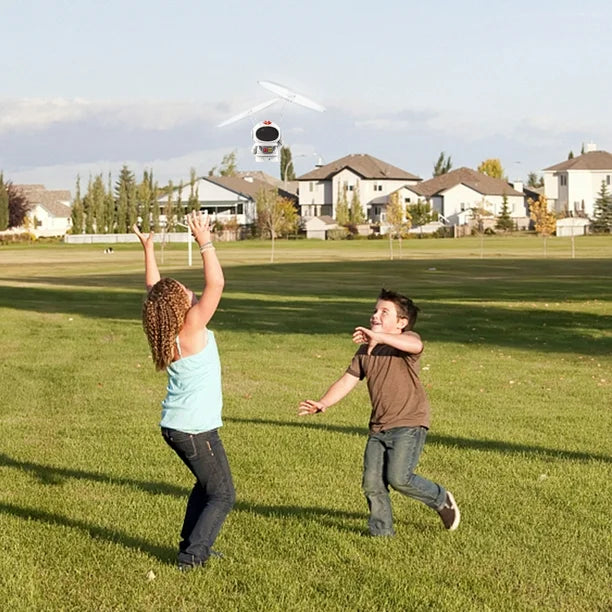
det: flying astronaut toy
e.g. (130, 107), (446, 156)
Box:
(218, 81), (325, 162)
(252, 120), (281, 162)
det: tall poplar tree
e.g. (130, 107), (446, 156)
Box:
(151, 179), (161, 232)
(280, 146), (296, 181)
(433, 152), (452, 176)
(164, 180), (176, 232)
(114, 165), (136, 233)
(83, 177), (94, 234)
(90, 174), (106, 233)
(137, 170), (152, 232)
(335, 183), (349, 225)
(104, 173), (115, 233)
(349, 184), (365, 224)
(188, 168), (200, 212)
(175, 181), (184, 227)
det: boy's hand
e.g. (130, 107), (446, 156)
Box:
(354, 326), (379, 355)
(298, 400), (326, 416)
(353, 326), (380, 345)
(187, 210), (211, 246)
(133, 224), (154, 249)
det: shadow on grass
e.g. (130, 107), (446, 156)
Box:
(225, 417), (612, 464)
(0, 453), (367, 562)
(2, 256), (611, 300)
(0, 285), (610, 355)
(0, 501), (177, 565)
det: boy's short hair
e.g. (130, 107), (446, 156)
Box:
(378, 288), (420, 330)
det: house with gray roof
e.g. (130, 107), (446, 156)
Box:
(542, 144), (612, 218)
(157, 173), (297, 227)
(297, 153), (421, 220)
(18, 184), (72, 236)
(408, 167), (529, 228)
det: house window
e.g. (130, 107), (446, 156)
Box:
(348, 185), (354, 191)
(460, 203), (466, 212)
(404, 197), (411, 203)
(607, 175), (610, 185)
(560, 174), (567, 186)
(373, 183), (383, 191)
(309, 182), (314, 192)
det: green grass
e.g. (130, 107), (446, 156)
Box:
(0, 235), (611, 611)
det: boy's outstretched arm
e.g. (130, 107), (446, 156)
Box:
(133, 224), (160, 291)
(353, 327), (423, 354)
(298, 372), (359, 416)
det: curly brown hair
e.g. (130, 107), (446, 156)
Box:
(142, 277), (190, 371)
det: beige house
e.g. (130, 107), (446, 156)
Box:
(19, 185), (72, 236)
(542, 145), (612, 218)
(303, 215), (337, 239)
(410, 168), (529, 228)
(297, 154), (421, 220)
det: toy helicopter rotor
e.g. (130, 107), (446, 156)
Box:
(218, 81), (325, 162)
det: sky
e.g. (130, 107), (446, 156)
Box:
(1, 0), (611, 194)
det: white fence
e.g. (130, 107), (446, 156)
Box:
(64, 232), (191, 244)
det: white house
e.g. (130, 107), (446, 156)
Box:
(412, 168), (529, 228)
(297, 154), (421, 220)
(157, 173), (297, 227)
(542, 144), (612, 218)
(18, 184), (72, 236)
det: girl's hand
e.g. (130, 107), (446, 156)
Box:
(187, 210), (211, 246)
(133, 224), (154, 249)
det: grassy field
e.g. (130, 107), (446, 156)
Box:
(0, 235), (610, 611)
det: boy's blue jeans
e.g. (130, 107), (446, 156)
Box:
(161, 427), (235, 566)
(362, 426), (446, 536)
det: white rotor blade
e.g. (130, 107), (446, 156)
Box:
(217, 98), (279, 127)
(258, 80), (326, 112)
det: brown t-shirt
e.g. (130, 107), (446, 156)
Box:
(346, 333), (430, 432)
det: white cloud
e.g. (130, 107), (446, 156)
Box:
(0, 98), (228, 133)
(7, 145), (258, 192)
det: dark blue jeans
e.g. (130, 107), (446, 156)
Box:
(161, 427), (235, 566)
(362, 426), (446, 536)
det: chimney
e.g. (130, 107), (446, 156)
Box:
(584, 142), (597, 153)
(243, 175), (254, 183)
(511, 180), (523, 193)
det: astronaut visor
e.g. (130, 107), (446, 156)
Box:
(255, 126), (280, 142)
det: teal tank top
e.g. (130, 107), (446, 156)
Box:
(160, 329), (223, 434)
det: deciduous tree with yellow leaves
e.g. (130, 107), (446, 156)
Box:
(528, 194), (557, 256)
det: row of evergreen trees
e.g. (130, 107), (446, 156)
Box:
(70, 166), (201, 234)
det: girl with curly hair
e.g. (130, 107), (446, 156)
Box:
(134, 211), (234, 571)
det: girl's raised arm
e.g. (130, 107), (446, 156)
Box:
(133, 224), (161, 291)
(184, 211), (224, 329)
